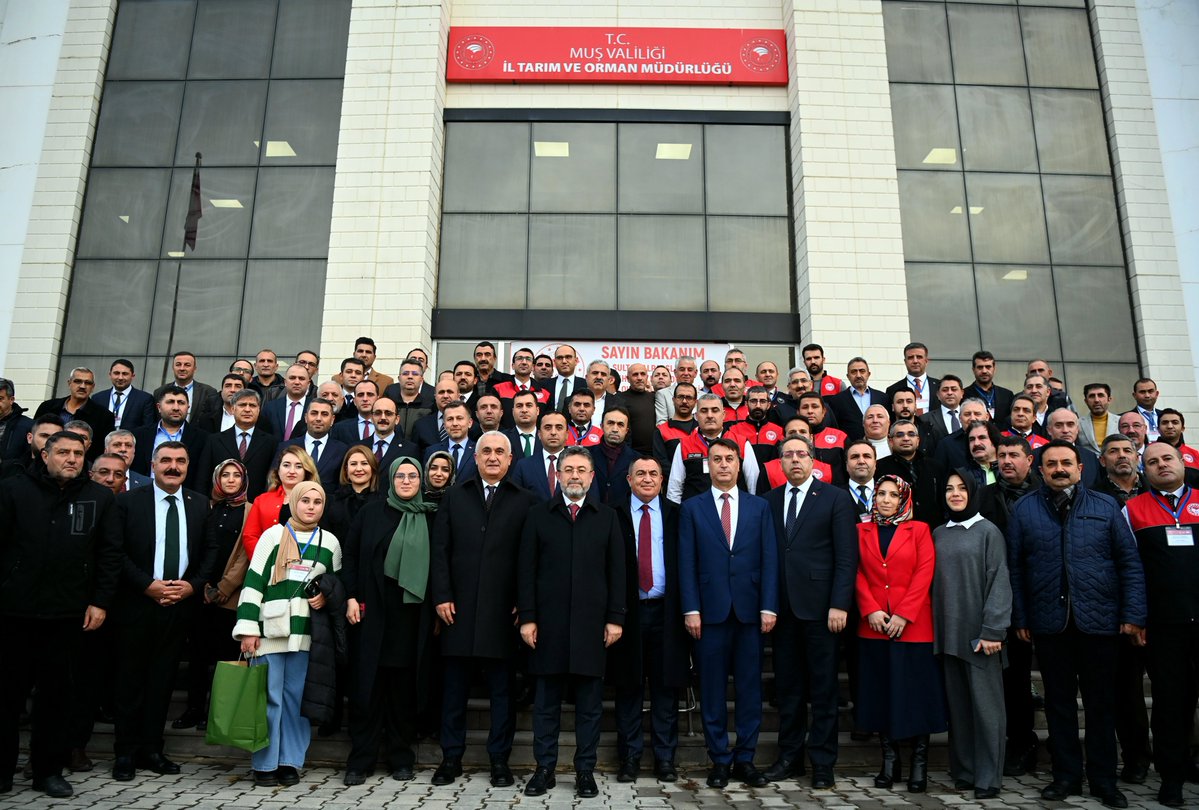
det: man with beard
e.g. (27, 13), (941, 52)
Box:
(741, 386), (786, 446)
(962, 420), (1001, 487)
(699, 360), (723, 397)
(801, 344), (843, 397)
(963, 351), (1014, 428)
(721, 368), (750, 423)
(796, 393), (846, 486)
(654, 383), (699, 478)
(931, 398), (990, 471)
(502, 389), (542, 461)
(655, 356), (698, 424)
(588, 408), (638, 506)
(874, 419), (943, 526)
(1079, 383), (1120, 455)
(130, 387), (208, 491)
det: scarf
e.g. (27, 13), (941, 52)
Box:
(210, 459), (249, 508)
(945, 467), (981, 523)
(872, 474), (913, 526)
(271, 481), (325, 587)
(383, 457), (438, 603)
(422, 449), (457, 499)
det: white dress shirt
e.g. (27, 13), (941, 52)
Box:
(152, 483), (189, 580)
(711, 486), (739, 546)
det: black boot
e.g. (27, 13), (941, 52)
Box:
(874, 735), (902, 788)
(907, 735), (929, 793)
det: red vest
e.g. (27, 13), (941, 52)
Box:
(818, 375), (842, 396)
(657, 422), (691, 443)
(723, 401), (749, 423)
(765, 458), (833, 488)
(813, 426), (848, 450)
(565, 424), (603, 447)
(1126, 489), (1199, 531)
(678, 427), (749, 461)
(492, 380), (549, 403)
(1180, 444), (1199, 470)
(1002, 430), (1048, 450)
(746, 422), (784, 446)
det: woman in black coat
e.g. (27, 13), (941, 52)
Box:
(341, 457), (438, 785)
(321, 446), (380, 565)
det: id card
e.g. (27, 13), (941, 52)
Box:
(287, 562), (314, 582)
(1166, 527), (1194, 547)
(702, 458), (709, 474)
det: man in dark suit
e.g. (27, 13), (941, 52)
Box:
(609, 456), (691, 783)
(510, 411), (580, 502)
(917, 375), (966, 454)
(537, 343), (587, 414)
(274, 398), (347, 490)
(875, 419), (944, 527)
(963, 351), (1014, 429)
(423, 401), (477, 483)
(502, 389), (542, 461)
(130, 386), (208, 491)
(411, 377), (463, 458)
(762, 436), (859, 788)
(259, 363), (314, 440)
(428, 432), (538, 789)
(330, 379), (378, 447)
(110, 441), (214, 781)
(1132, 378), (1164, 441)
(153, 351), (221, 427)
(92, 359), (155, 433)
(191, 374), (246, 434)
(588, 407), (637, 506)
(364, 397), (417, 470)
(517, 446), (625, 799)
(825, 357), (888, 441)
(35, 367), (114, 461)
(932, 399), (991, 472)
(197, 389), (277, 499)
(883, 342), (940, 417)
(678, 438), (778, 789)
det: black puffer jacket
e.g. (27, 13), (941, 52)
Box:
(301, 572), (347, 724)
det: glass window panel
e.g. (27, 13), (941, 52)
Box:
(92, 82), (184, 167)
(529, 123), (615, 213)
(618, 124), (704, 214)
(1031, 89), (1110, 174)
(249, 168), (335, 258)
(107, 0), (195, 80)
(882, 2), (952, 83)
(148, 260), (246, 356)
(437, 214), (527, 308)
(890, 84), (960, 171)
(975, 265), (1061, 358)
(1061, 363), (1139, 414)
(1053, 267), (1136, 362)
(707, 217), (790, 312)
(1021, 7), (1099, 89)
(705, 125), (788, 216)
(1042, 175), (1123, 265)
(261, 80), (344, 166)
(161, 168), (256, 258)
(77, 169), (171, 259)
(618, 216), (705, 310)
(175, 81), (268, 166)
(947, 5), (1027, 86)
(188, 0), (276, 79)
(529, 215), (616, 309)
(61, 261), (157, 355)
(443, 123), (530, 213)
(1020, 0), (1085, 7)
(964, 173), (1049, 263)
(903, 264), (981, 360)
(238, 260), (327, 355)
(897, 171), (972, 262)
(956, 86), (1038, 172)
(272, 0), (351, 78)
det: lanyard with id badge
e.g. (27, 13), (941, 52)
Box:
(1150, 487), (1195, 547)
(286, 524), (321, 587)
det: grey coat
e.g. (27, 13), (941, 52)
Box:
(931, 517), (1012, 667)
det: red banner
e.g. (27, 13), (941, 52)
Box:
(447, 27), (788, 86)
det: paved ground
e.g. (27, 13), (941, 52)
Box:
(1, 761), (1194, 809)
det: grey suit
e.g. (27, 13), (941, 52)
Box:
(1076, 411), (1120, 455)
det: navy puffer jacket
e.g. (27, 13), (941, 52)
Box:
(1007, 486), (1146, 635)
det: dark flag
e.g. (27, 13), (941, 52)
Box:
(183, 152), (202, 250)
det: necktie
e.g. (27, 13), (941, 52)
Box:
(857, 484), (870, 512)
(557, 380), (570, 412)
(638, 504), (653, 593)
(1165, 492), (1178, 510)
(569, 503), (580, 521)
(485, 484), (496, 509)
(238, 431), (248, 459)
(950, 409), (960, 432)
(720, 493), (732, 547)
(285, 400), (300, 438)
(311, 440), (321, 464)
(112, 390), (123, 416)
(375, 439), (385, 462)
(346, 395), (354, 412)
(523, 434), (533, 456)
(785, 486), (799, 536)
(452, 444), (461, 470)
(547, 454), (558, 495)
(1146, 410), (1157, 431)
(438, 417), (448, 443)
(362, 420), (371, 441)
(164, 494), (180, 580)
(912, 377), (923, 397)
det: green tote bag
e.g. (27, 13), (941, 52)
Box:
(205, 657), (269, 753)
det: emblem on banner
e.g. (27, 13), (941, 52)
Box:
(740, 37), (782, 73)
(454, 34), (496, 70)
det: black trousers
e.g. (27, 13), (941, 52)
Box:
(533, 675), (604, 771)
(1145, 623), (1199, 782)
(1002, 634), (1037, 750)
(772, 612), (840, 768)
(1114, 636), (1150, 766)
(184, 603), (238, 713)
(346, 665), (417, 772)
(614, 599), (680, 764)
(440, 656), (514, 761)
(71, 621), (115, 749)
(114, 604), (191, 759)
(1035, 623), (1120, 790)
(0, 617), (81, 780)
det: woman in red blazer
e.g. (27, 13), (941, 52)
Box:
(855, 475), (946, 793)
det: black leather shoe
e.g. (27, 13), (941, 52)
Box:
(431, 758), (462, 786)
(576, 770), (598, 798)
(1040, 781), (1082, 801)
(112, 756), (136, 781)
(253, 769), (278, 787)
(653, 759), (677, 782)
(763, 758), (804, 781)
(1119, 759), (1149, 785)
(68, 748), (93, 772)
(276, 766), (299, 786)
(342, 770), (369, 786)
(1003, 742), (1038, 777)
(954, 778), (973, 789)
(489, 757), (514, 787)
(171, 708), (206, 730)
(32, 775), (73, 798)
(974, 787), (1000, 800)
(811, 767), (835, 789)
(1158, 780), (1185, 808)
(731, 761), (768, 787)
(617, 758), (639, 783)
(524, 766), (555, 796)
(0, 775), (11, 793)
(706, 763), (730, 788)
(391, 766), (414, 782)
(137, 753), (181, 775)
(1090, 786), (1129, 808)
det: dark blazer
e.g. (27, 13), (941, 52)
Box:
(502, 427), (541, 462)
(537, 375), (587, 412)
(605, 497), (690, 690)
(587, 443), (638, 506)
(329, 414), (372, 447)
(963, 382), (1015, 429)
(190, 406), (230, 435)
(0, 406), (33, 461)
(410, 411), (444, 459)
(198, 426), (278, 500)
(764, 479), (859, 620)
(430, 477), (539, 659)
(678, 489), (779, 624)
(92, 387), (156, 432)
(884, 376), (942, 413)
(424, 439), (477, 483)
(369, 433), (419, 471)
(517, 495), (626, 678)
(918, 406), (957, 448)
(260, 395), (312, 439)
(113, 485), (214, 616)
(826, 388), (888, 441)
(510, 451), (599, 503)
(129, 422), (209, 491)
(275, 435), (348, 490)
(34, 397), (116, 461)
(154, 381), (221, 425)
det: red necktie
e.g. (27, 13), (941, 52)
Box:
(638, 504), (653, 593)
(375, 439), (385, 462)
(238, 432), (248, 459)
(547, 454), (557, 496)
(720, 493), (732, 548)
(285, 400), (299, 438)
(569, 503), (580, 521)
(362, 420), (371, 440)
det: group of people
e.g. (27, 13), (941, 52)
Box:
(0, 338), (1193, 808)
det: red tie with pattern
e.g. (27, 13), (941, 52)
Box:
(238, 431), (248, 459)
(720, 493), (732, 548)
(569, 503), (580, 522)
(638, 504), (653, 593)
(547, 454), (557, 496)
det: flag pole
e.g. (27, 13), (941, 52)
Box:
(162, 152), (202, 385)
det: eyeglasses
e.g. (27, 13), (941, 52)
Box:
(781, 450), (811, 460)
(393, 472), (421, 482)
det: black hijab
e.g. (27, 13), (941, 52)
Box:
(946, 467), (981, 523)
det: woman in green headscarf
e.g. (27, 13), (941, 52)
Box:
(340, 457), (439, 785)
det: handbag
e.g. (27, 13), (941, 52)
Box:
(205, 656), (269, 753)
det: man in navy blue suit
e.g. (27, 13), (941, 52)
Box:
(587, 407), (637, 506)
(678, 438), (778, 789)
(423, 401), (477, 483)
(92, 359), (156, 433)
(274, 398), (347, 490)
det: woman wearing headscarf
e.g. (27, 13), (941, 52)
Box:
(422, 449), (456, 504)
(855, 474), (945, 793)
(234, 482), (341, 787)
(341, 457), (439, 785)
(932, 470), (1011, 800)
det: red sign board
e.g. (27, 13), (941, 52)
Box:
(447, 27), (788, 87)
